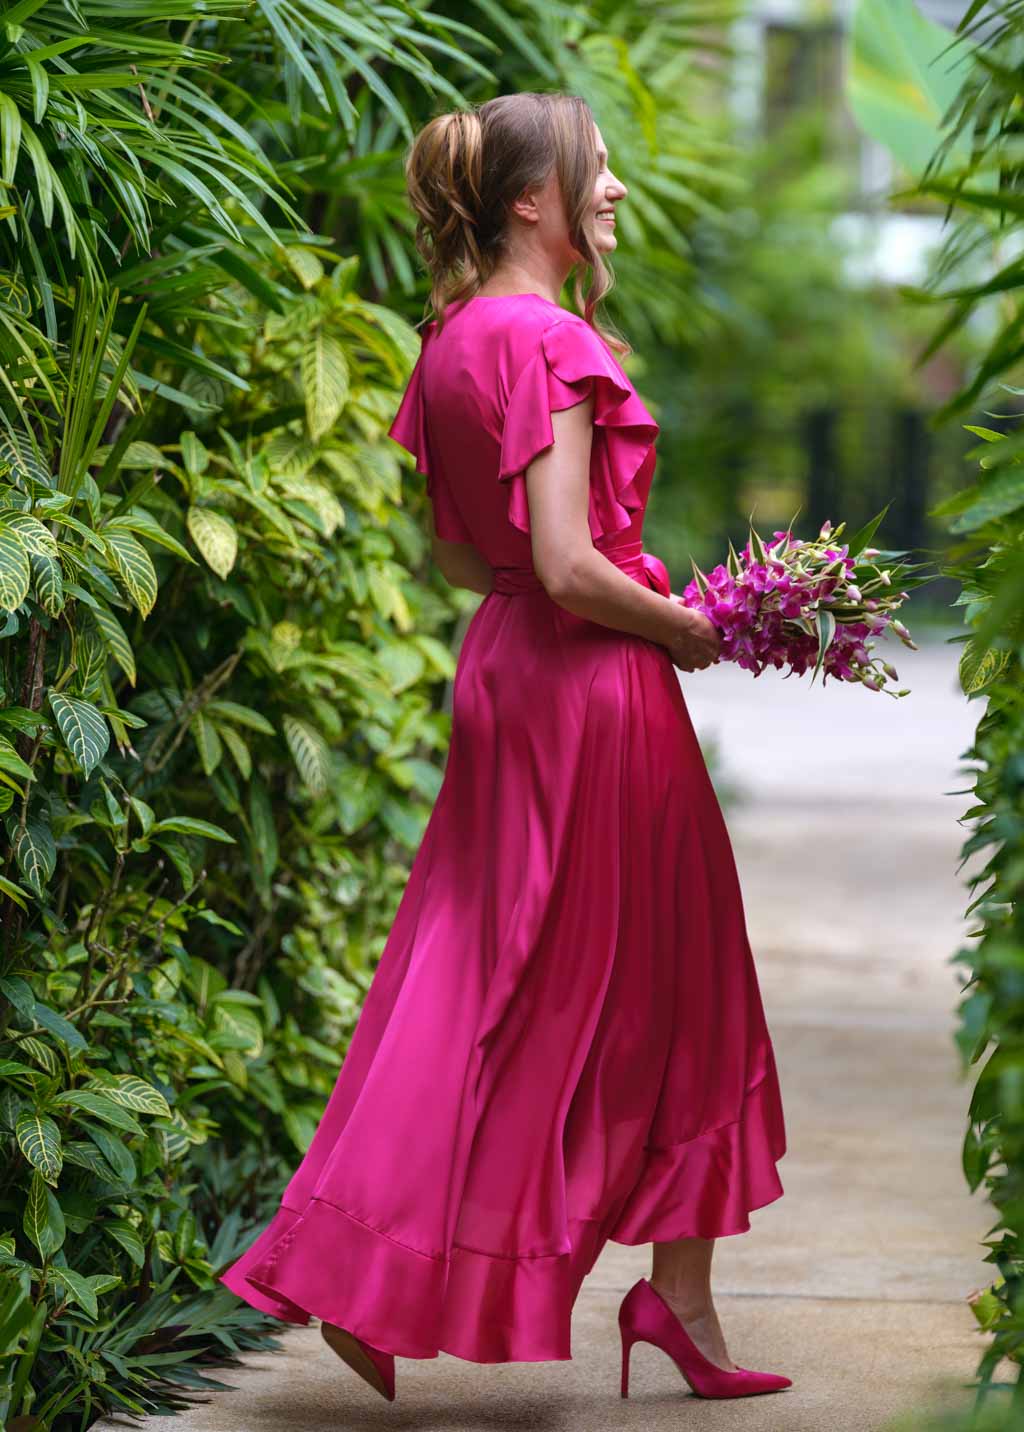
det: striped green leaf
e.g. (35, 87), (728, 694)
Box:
(30, 552), (64, 616)
(104, 530), (157, 616)
(49, 692), (109, 777)
(54, 1090), (142, 1135)
(152, 1109), (194, 1163)
(5, 512), (57, 556)
(0, 524), (30, 611)
(302, 330), (349, 441)
(83, 1074), (170, 1119)
(104, 512), (194, 565)
(93, 602), (136, 685)
(19, 1036), (58, 1077)
(63, 1140), (119, 1181)
(186, 506), (237, 578)
(282, 714), (330, 795)
(12, 813), (56, 895)
(23, 1169), (64, 1256)
(16, 1109), (62, 1184)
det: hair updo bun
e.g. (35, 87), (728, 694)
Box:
(400, 91), (624, 350)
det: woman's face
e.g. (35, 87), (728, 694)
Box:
(518, 122), (627, 266)
(586, 124), (627, 256)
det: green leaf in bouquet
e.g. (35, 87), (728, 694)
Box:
(845, 503), (891, 558)
(811, 609), (836, 687)
(747, 520), (767, 566)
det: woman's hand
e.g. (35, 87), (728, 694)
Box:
(665, 599), (721, 672)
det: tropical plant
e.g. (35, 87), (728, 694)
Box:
(850, 0), (1024, 1424)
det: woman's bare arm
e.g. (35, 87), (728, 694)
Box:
(524, 397), (719, 668)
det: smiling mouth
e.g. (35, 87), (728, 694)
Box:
(596, 209), (616, 225)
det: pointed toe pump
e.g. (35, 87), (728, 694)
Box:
(618, 1278), (792, 1400)
(320, 1320), (396, 1401)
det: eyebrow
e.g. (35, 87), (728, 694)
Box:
(597, 149), (607, 163)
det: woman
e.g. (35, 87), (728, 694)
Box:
(220, 91), (791, 1404)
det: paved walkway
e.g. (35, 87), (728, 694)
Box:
(97, 626), (999, 1431)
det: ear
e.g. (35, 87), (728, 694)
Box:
(508, 185), (541, 226)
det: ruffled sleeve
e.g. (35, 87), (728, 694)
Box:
(387, 321), (473, 543)
(498, 318), (659, 543)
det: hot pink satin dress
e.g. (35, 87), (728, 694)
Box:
(220, 292), (786, 1364)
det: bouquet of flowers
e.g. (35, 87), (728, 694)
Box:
(679, 508), (927, 697)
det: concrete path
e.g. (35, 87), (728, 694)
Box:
(97, 625), (1001, 1431)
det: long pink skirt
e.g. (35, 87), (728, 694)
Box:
(220, 543), (786, 1363)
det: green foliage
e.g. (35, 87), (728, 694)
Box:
(851, 0), (1024, 1418)
(848, 0), (974, 181)
(0, 0), (765, 1423)
(0, 249), (464, 1425)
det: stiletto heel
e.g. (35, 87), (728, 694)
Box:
(617, 1277), (792, 1400)
(320, 1320), (396, 1401)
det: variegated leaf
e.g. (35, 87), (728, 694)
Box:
(49, 693), (109, 777)
(30, 552), (64, 615)
(93, 602), (136, 685)
(282, 714), (330, 795)
(12, 814), (56, 895)
(83, 1074), (170, 1118)
(104, 530), (157, 617)
(186, 507), (237, 579)
(302, 330), (349, 441)
(16, 1109), (62, 1184)
(54, 1090), (142, 1134)
(23, 1169), (64, 1256)
(6, 512), (57, 556)
(0, 523), (30, 611)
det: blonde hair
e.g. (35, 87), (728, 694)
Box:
(400, 92), (629, 356)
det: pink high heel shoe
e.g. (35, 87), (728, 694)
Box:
(618, 1278), (792, 1400)
(320, 1320), (396, 1401)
